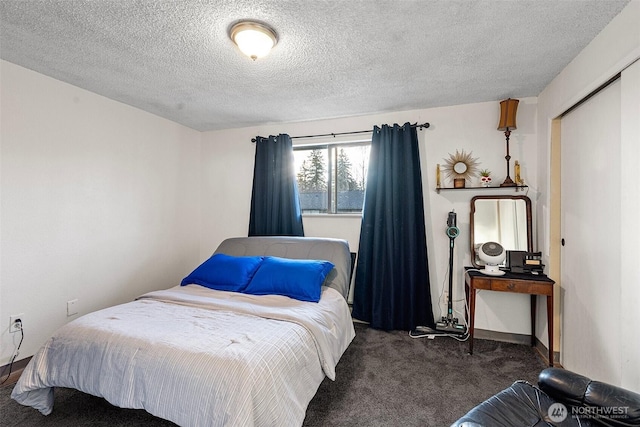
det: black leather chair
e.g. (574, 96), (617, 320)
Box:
(453, 367), (640, 426)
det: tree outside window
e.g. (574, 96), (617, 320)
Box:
(294, 142), (370, 214)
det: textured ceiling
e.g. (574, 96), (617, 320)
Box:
(0, 0), (630, 132)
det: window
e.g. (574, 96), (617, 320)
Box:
(294, 142), (370, 214)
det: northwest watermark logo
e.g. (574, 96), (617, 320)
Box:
(572, 406), (629, 419)
(548, 402), (631, 422)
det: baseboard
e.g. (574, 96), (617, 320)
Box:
(0, 356), (31, 387)
(474, 328), (532, 346)
(534, 337), (562, 367)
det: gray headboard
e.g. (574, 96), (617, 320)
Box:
(214, 236), (351, 299)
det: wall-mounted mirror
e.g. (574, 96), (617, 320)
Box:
(470, 195), (532, 268)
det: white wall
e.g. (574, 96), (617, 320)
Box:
(536, 1), (640, 389)
(0, 61), (202, 364)
(201, 98), (539, 334)
(620, 58), (640, 393)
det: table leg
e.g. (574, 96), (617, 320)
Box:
(547, 294), (554, 367)
(468, 285), (476, 355)
(530, 295), (536, 347)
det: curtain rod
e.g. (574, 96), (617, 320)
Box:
(251, 122), (430, 143)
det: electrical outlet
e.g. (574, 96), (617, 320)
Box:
(9, 314), (24, 333)
(67, 299), (79, 316)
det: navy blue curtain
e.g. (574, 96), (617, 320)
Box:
(352, 123), (435, 331)
(249, 134), (304, 237)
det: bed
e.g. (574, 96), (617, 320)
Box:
(12, 236), (356, 427)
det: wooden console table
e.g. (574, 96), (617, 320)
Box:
(464, 268), (555, 366)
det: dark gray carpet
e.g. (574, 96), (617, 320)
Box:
(0, 323), (546, 426)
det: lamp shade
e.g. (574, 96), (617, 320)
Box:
(229, 21), (278, 60)
(498, 98), (519, 131)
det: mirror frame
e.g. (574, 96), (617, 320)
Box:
(469, 195), (533, 268)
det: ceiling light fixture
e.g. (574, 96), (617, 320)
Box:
(229, 21), (278, 61)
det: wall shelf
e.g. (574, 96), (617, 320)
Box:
(436, 185), (528, 194)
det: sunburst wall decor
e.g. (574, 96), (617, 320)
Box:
(441, 150), (480, 182)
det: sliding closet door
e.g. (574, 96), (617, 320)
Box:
(560, 78), (621, 384)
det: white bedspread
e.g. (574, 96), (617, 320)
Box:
(12, 285), (355, 427)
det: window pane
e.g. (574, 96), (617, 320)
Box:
(294, 148), (329, 213)
(294, 142), (370, 214)
(336, 145), (369, 213)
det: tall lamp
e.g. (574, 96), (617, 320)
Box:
(498, 98), (519, 187)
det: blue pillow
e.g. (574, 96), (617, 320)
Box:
(181, 254), (264, 292)
(244, 256), (335, 302)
